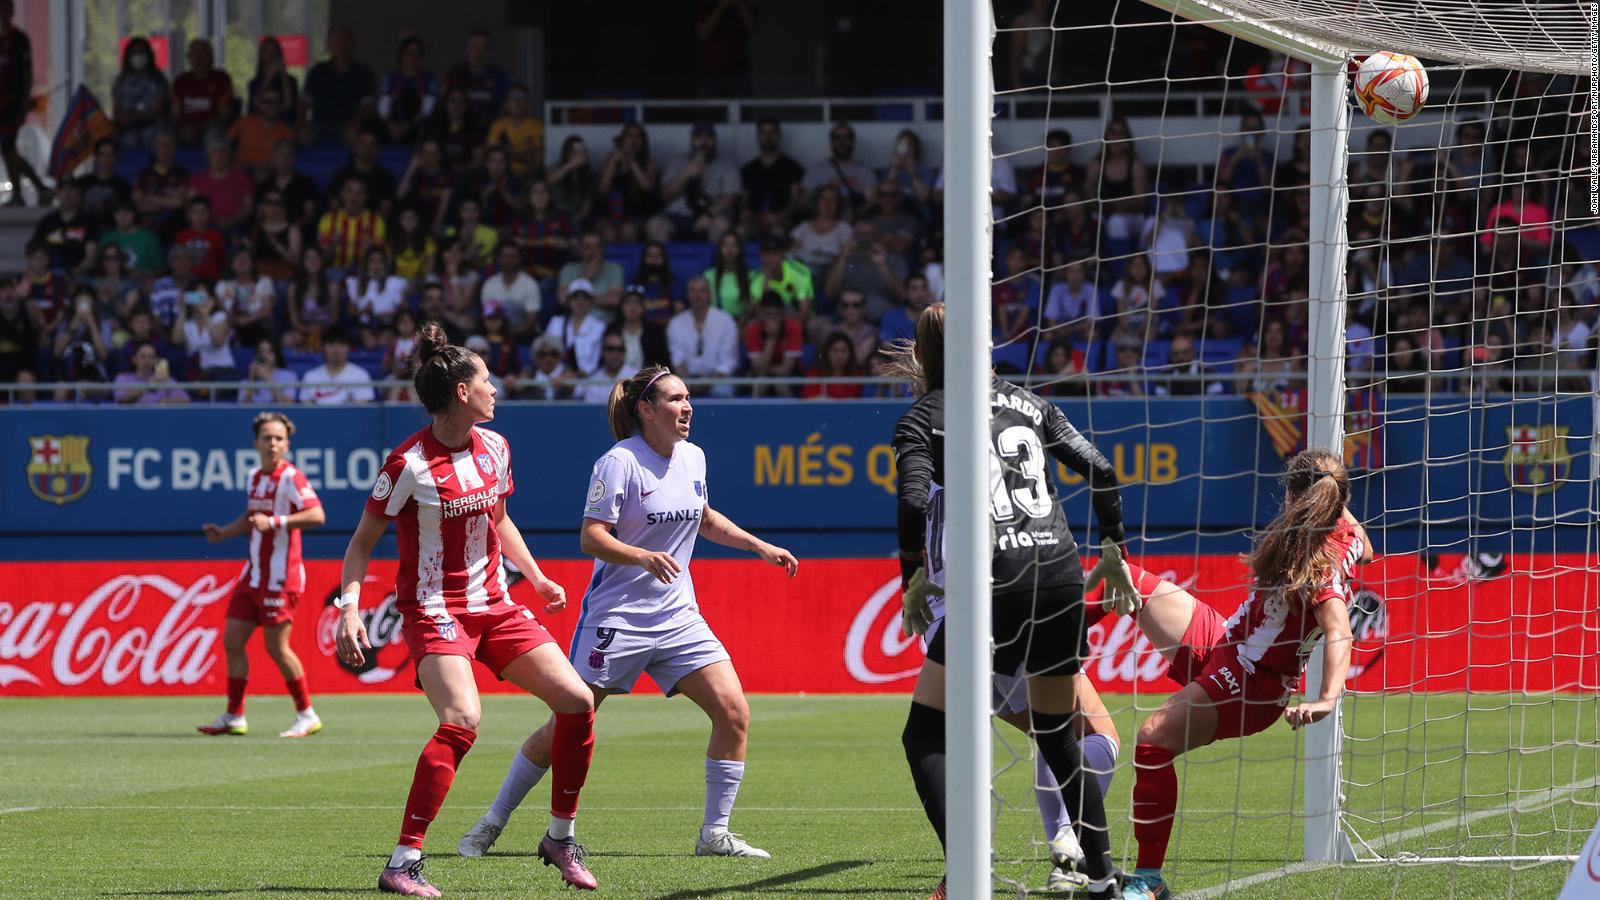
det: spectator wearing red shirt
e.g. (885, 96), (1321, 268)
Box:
(172, 39), (236, 145)
(188, 135), (255, 235)
(0, 0), (49, 205)
(803, 331), (864, 399)
(175, 195), (227, 282)
(742, 292), (802, 397)
(1480, 182), (1553, 261)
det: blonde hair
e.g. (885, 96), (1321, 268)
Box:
(606, 366), (674, 440)
(1244, 448), (1350, 600)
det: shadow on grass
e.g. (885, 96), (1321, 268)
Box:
(109, 889), (351, 896)
(650, 860), (873, 899)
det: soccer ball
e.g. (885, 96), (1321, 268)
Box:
(1353, 52), (1429, 124)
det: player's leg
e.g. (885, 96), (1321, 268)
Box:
(1123, 681), (1222, 900)
(198, 617), (255, 734)
(1075, 676), (1120, 794)
(382, 653), (481, 897)
(674, 659), (769, 858)
(262, 607), (321, 738)
(498, 643), (599, 890)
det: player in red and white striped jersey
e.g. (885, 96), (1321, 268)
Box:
(1094, 448), (1373, 900)
(199, 411), (327, 738)
(335, 323), (598, 897)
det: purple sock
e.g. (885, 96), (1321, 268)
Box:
(1082, 733), (1118, 796)
(702, 758), (745, 838)
(1034, 750), (1070, 837)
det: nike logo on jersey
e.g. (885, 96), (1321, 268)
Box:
(640, 489), (656, 498)
(436, 472), (454, 484)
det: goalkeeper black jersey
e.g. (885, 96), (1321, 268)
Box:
(893, 376), (1124, 593)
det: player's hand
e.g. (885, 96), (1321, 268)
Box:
(1286, 697), (1339, 730)
(1085, 538), (1143, 616)
(900, 566), (941, 637)
(636, 549), (682, 585)
(202, 523), (224, 543)
(334, 609), (372, 667)
(533, 576), (567, 613)
(755, 541), (798, 577)
(247, 512), (273, 532)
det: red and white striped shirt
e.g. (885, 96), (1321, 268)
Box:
(241, 462), (321, 592)
(1225, 518), (1365, 681)
(365, 425), (516, 619)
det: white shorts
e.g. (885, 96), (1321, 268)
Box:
(568, 614), (731, 696)
(925, 617), (1030, 715)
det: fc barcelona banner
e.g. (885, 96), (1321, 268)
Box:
(1, 555), (1593, 697)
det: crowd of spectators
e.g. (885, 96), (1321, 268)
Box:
(3, 17), (1595, 405)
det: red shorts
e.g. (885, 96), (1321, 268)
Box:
(1169, 602), (1291, 742)
(227, 583), (299, 627)
(401, 601), (556, 678)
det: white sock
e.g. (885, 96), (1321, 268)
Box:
(547, 815), (575, 841)
(388, 845), (422, 868)
(701, 758), (745, 842)
(487, 751), (547, 827)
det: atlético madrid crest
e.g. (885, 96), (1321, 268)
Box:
(1504, 424), (1570, 495)
(27, 435), (92, 505)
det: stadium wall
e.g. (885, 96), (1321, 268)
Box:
(0, 554), (1593, 697)
(4, 396), (1594, 560)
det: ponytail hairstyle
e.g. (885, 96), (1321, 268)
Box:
(412, 321), (480, 414)
(607, 365), (673, 441)
(886, 302), (946, 395)
(1245, 448), (1350, 600)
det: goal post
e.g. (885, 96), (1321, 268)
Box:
(942, 1), (996, 897)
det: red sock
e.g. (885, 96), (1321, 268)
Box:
(285, 677), (312, 712)
(398, 723), (477, 848)
(549, 710), (596, 820)
(226, 677), (247, 717)
(1133, 743), (1178, 870)
(1125, 563), (1166, 598)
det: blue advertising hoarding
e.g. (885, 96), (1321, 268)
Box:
(3, 396), (1593, 559)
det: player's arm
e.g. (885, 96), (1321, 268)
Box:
(1342, 507), (1374, 564)
(1043, 404), (1125, 547)
(580, 516), (683, 585)
(1286, 595), (1353, 730)
(892, 402), (934, 586)
(333, 510), (386, 667)
(699, 504), (797, 575)
(245, 505), (327, 532)
(493, 501), (567, 613)
(202, 511), (251, 542)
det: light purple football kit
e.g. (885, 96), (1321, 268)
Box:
(571, 436), (730, 695)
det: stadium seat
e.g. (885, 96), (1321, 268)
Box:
(992, 339), (1033, 374)
(1199, 336), (1244, 364)
(1564, 227), (1600, 261)
(605, 242), (642, 280)
(1143, 339), (1171, 369)
(667, 242), (714, 283)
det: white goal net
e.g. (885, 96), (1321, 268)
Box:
(951, 0), (1600, 895)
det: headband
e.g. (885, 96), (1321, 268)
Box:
(638, 370), (670, 404)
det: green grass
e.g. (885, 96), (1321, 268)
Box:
(1, 694), (1595, 898)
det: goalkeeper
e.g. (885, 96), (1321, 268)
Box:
(1092, 448), (1372, 900)
(890, 304), (1134, 900)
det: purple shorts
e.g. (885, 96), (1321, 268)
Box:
(568, 613), (730, 696)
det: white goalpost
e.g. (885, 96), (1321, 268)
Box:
(944, 0), (1597, 893)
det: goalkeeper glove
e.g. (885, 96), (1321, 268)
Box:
(1085, 538), (1143, 616)
(900, 566), (941, 637)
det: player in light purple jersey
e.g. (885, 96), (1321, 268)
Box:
(460, 365), (798, 860)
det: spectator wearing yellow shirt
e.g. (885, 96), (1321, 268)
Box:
(749, 234), (814, 320)
(390, 205), (437, 283)
(487, 84), (544, 177)
(316, 178), (386, 273)
(444, 195), (499, 270)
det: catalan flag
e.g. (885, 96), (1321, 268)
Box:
(1250, 388), (1307, 459)
(47, 85), (114, 181)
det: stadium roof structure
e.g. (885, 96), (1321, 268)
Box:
(1142, 0), (1595, 74)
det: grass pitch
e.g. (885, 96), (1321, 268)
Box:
(2, 693), (1595, 898)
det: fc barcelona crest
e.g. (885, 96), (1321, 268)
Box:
(27, 435), (92, 505)
(1504, 424), (1571, 495)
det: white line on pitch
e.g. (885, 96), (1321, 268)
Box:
(1184, 774), (1600, 899)
(0, 807), (38, 815)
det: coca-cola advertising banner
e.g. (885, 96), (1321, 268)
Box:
(1, 555), (1594, 696)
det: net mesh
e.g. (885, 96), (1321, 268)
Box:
(981, 0), (1600, 894)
